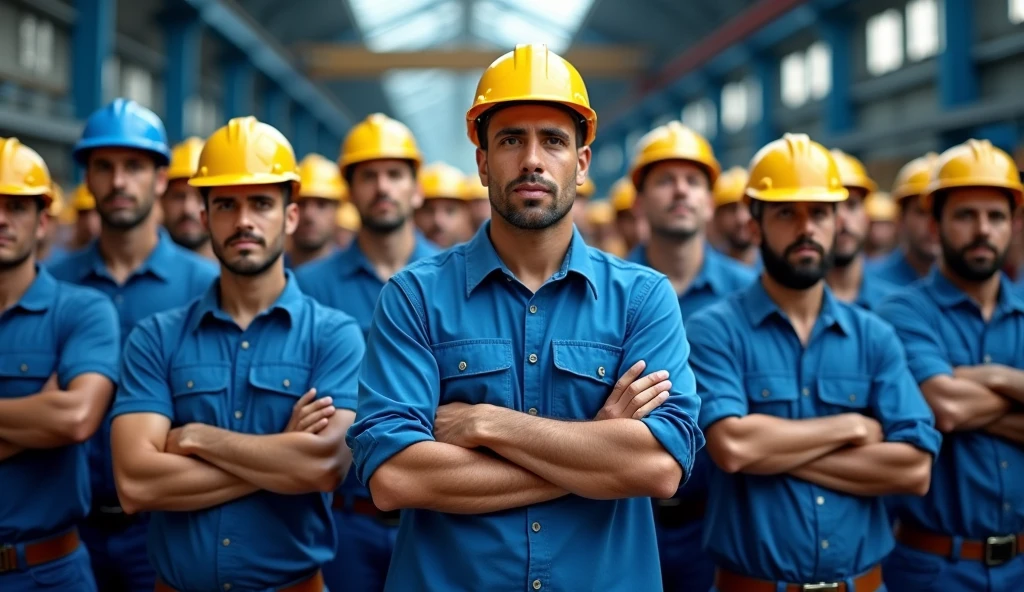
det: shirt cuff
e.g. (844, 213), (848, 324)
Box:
(642, 413), (697, 485)
(697, 398), (746, 432)
(328, 391), (359, 412)
(887, 422), (943, 459)
(908, 358), (954, 385)
(349, 427), (434, 486)
(61, 361), (119, 386)
(110, 400), (174, 420)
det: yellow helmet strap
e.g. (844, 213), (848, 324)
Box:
(474, 101), (587, 150)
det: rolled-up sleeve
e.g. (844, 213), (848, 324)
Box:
(311, 311), (365, 411)
(876, 291), (953, 384)
(346, 277), (440, 486)
(58, 289), (120, 386)
(869, 319), (943, 458)
(112, 318), (173, 419)
(685, 308), (749, 432)
(624, 276), (704, 483)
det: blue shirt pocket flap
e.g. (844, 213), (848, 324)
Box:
(552, 340), (622, 386)
(743, 373), (800, 402)
(817, 376), (872, 409)
(248, 363), (311, 397)
(170, 365), (230, 397)
(435, 339), (513, 381)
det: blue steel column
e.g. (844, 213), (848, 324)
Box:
(223, 52), (255, 119)
(706, 77), (725, 158)
(940, 0), (978, 148)
(292, 109), (318, 159)
(820, 15), (853, 137)
(262, 85), (291, 139)
(72, 0), (115, 119)
(754, 54), (777, 148)
(164, 13), (201, 144)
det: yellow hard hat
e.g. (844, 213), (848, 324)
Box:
(297, 153), (346, 200)
(461, 176), (489, 201)
(713, 166), (749, 207)
(336, 200), (361, 231)
(610, 177), (637, 212)
(891, 152), (940, 202)
(578, 177), (596, 198)
(921, 139), (1024, 209)
(585, 199), (616, 226)
(830, 149), (877, 194)
(630, 121), (720, 189)
(72, 183), (96, 210)
(745, 133), (848, 203)
(864, 191), (898, 222)
(0, 137), (53, 204)
(466, 44), (597, 147)
(167, 137), (205, 181)
(420, 162), (467, 201)
(339, 113), (422, 175)
(189, 117), (300, 190)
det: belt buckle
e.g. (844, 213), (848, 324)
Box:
(985, 534), (1018, 567)
(802, 584), (840, 591)
(0, 544), (15, 573)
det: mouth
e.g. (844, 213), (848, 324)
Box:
(230, 239), (261, 249)
(513, 183), (552, 199)
(0, 236), (14, 246)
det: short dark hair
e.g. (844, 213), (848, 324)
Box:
(200, 182), (292, 207)
(342, 160), (418, 186)
(931, 188), (1015, 221)
(475, 101), (587, 150)
(636, 162), (711, 195)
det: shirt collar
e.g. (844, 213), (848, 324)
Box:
(741, 278), (850, 336)
(464, 221), (598, 299)
(190, 269), (304, 333)
(14, 266), (58, 313)
(926, 267), (1024, 315)
(78, 228), (178, 283)
(335, 233), (438, 280)
(626, 242), (729, 295)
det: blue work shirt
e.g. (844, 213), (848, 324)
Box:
(685, 280), (941, 583)
(296, 234), (439, 500)
(849, 268), (899, 311)
(877, 269), (1024, 538)
(111, 271), (364, 591)
(0, 268), (119, 543)
(868, 249), (927, 286)
(347, 222), (704, 592)
(628, 242), (755, 499)
(48, 229), (218, 503)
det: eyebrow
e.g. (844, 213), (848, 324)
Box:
(494, 127), (528, 139)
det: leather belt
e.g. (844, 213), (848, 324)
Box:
(0, 528), (81, 574)
(714, 565), (883, 592)
(895, 522), (1024, 567)
(654, 496), (707, 527)
(155, 570), (323, 592)
(332, 495), (401, 526)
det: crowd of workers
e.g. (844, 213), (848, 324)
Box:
(1, 42), (1023, 592)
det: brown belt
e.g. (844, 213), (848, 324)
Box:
(895, 522), (1024, 566)
(332, 496), (401, 525)
(0, 528), (81, 573)
(714, 565), (883, 592)
(155, 570), (323, 592)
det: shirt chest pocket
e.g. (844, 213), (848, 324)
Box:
(551, 341), (622, 420)
(816, 376), (872, 416)
(744, 374), (800, 418)
(170, 364), (230, 425)
(0, 352), (57, 398)
(435, 340), (513, 408)
(248, 363), (313, 434)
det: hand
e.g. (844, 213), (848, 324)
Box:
(284, 388), (335, 434)
(434, 402), (484, 449)
(42, 373), (59, 392)
(165, 426), (188, 456)
(595, 361), (672, 420)
(850, 414), (885, 446)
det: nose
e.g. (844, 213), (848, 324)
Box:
(519, 138), (544, 174)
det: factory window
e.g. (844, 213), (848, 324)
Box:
(625, 130), (646, 160)
(597, 144), (624, 175)
(185, 96), (221, 137)
(103, 56), (121, 103)
(123, 66), (154, 109)
(18, 14), (55, 76)
(682, 99), (717, 139)
(781, 51), (807, 108)
(866, 9), (904, 76)
(807, 42), (832, 100)
(721, 77), (759, 133)
(906, 0), (940, 61)
(1011, 0), (1024, 23)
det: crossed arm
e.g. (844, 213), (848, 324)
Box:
(0, 373), (113, 453)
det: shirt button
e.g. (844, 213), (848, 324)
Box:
(528, 407), (538, 415)
(533, 580), (542, 590)
(234, 410), (243, 419)
(19, 364), (28, 372)
(282, 379), (291, 388)
(821, 540), (829, 549)
(458, 361), (467, 372)
(848, 394), (857, 403)
(186, 380), (194, 389)
(762, 389), (770, 398)
(801, 388), (809, 397)
(984, 354), (992, 364)
(114, 294), (124, 305)
(816, 496), (825, 506)
(1005, 503), (1013, 512)
(597, 366), (606, 378)
(529, 305), (538, 314)
(1001, 460), (1009, 469)
(222, 538), (230, 546)
(528, 353), (538, 364)
(223, 584), (231, 591)
(241, 341), (250, 350)
(532, 522), (541, 532)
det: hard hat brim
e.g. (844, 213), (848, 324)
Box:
(297, 183), (345, 201)
(921, 179), (1024, 208)
(745, 187), (849, 203)
(630, 155), (722, 190)
(0, 184), (52, 204)
(466, 100), (598, 147)
(188, 172), (300, 189)
(72, 137), (172, 166)
(338, 151), (422, 173)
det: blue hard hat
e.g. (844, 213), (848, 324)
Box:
(72, 98), (171, 166)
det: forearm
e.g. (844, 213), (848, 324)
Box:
(708, 414), (864, 473)
(183, 424), (346, 494)
(964, 366), (1024, 404)
(742, 440), (848, 475)
(370, 441), (567, 514)
(983, 413), (1024, 446)
(0, 390), (105, 447)
(925, 378), (1011, 432)
(115, 451), (258, 513)
(474, 406), (681, 500)
(789, 443), (932, 496)
(0, 439), (24, 462)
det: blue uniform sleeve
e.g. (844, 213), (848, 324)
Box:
(345, 278), (440, 486)
(685, 306), (749, 432)
(868, 319), (943, 457)
(111, 317), (174, 419)
(876, 290), (953, 384)
(627, 276), (705, 482)
(311, 310), (365, 411)
(57, 288), (120, 386)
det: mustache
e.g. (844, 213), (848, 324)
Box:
(174, 213), (201, 225)
(371, 194), (399, 208)
(102, 190), (135, 203)
(960, 238), (998, 255)
(505, 174), (557, 195)
(224, 231), (265, 248)
(784, 238), (825, 257)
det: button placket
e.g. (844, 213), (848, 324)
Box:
(522, 294), (545, 417)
